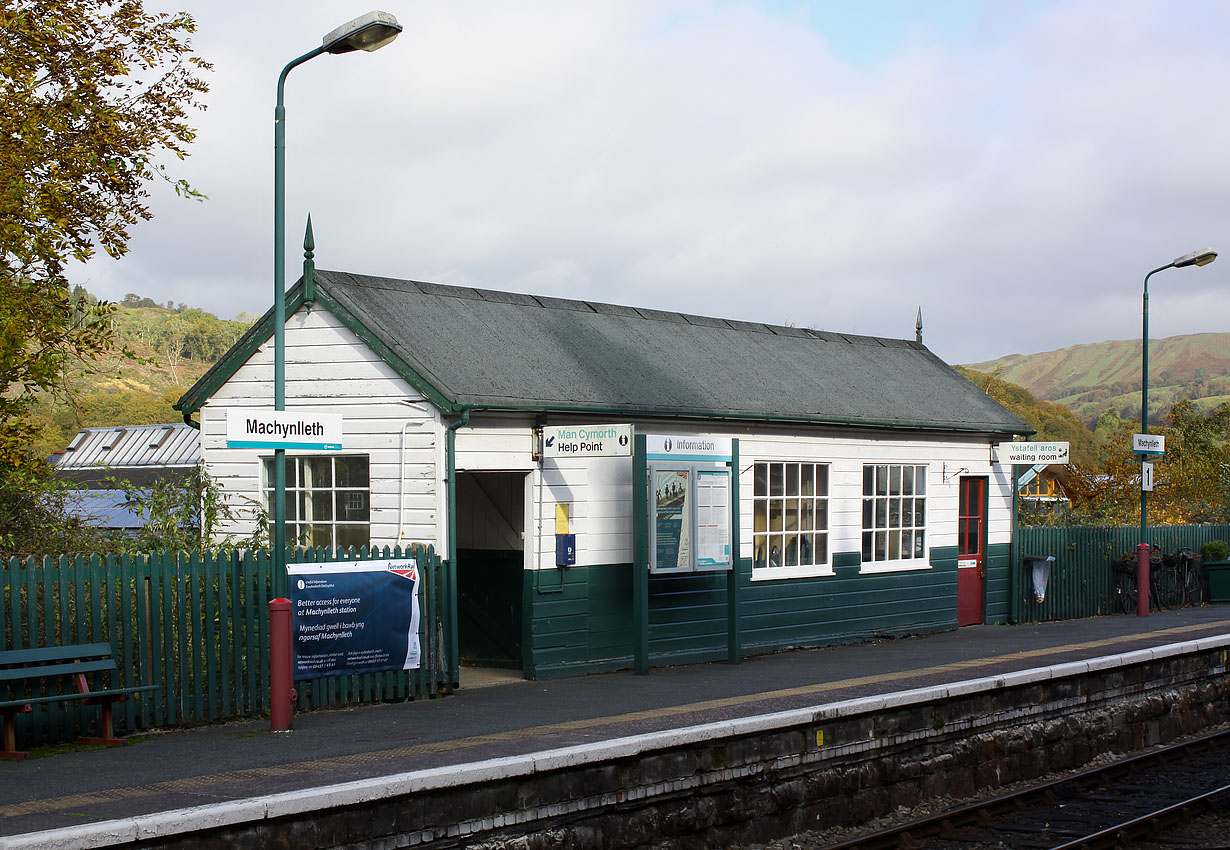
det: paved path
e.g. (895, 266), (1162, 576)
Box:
(2, 606), (1228, 838)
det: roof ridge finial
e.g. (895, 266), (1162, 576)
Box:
(303, 214), (316, 311)
(915, 307), (923, 344)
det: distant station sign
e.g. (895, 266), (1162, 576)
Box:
(994, 441), (1070, 466)
(1132, 433), (1165, 455)
(540, 424), (633, 458)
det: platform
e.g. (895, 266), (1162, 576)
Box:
(1, 605), (1228, 844)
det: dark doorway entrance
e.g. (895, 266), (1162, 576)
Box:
(456, 472), (527, 672)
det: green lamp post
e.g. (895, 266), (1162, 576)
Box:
(272, 12), (402, 577)
(1136, 247), (1216, 615)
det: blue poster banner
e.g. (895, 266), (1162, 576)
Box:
(287, 560), (421, 681)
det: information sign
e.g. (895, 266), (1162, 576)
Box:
(541, 424), (633, 458)
(288, 560), (420, 680)
(695, 469), (732, 569)
(994, 441), (1070, 465)
(645, 434), (733, 461)
(227, 409), (342, 451)
(652, 468), (692, 572)
(1133, 434), (1165, 455)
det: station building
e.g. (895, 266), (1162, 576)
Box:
(176, 268), (1028, 680)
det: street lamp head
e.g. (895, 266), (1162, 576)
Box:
(1172, 247), (1217, 268)
(322, 11), (402, 54)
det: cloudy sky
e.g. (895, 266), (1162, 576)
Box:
(73, 0), (1229, 365)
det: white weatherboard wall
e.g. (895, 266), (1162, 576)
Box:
(519, 423), (1010, 574)
(198, 307), (443, 549)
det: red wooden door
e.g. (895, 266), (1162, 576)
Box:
(957, 477), (986, 626)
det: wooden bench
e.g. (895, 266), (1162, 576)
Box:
(0, 642), (159, 760)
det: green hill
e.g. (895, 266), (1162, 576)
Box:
(964, 332), (1230, 427)
(26, 290), (253, 460)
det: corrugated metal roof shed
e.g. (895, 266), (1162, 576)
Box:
(52, 423), (200, 473)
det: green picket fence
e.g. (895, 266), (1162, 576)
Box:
(1013, 525), (1230, 623)
(1, 545), (449, 748)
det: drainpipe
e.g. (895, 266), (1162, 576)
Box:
(445, 408), (470, 690)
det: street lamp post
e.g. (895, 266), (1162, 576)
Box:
(1136, 247), (1216, 616)
(272, 12), (402, 579)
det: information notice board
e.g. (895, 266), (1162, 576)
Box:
(288, 560), (421, 681)
(648, 463), (731, 573)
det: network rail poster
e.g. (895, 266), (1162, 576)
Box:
(288, 560), (420, 680)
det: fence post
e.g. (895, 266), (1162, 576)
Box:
(268, 598), (295, 731)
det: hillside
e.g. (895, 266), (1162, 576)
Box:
(964, 332), (1230, 427)
(26, 291), (254, 460)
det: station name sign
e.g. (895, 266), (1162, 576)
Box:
(994, 441), (1070, 465)
(1132, 433), (1165, 455)
(540, 424), (633, 458)
(226, 410), (343, 451)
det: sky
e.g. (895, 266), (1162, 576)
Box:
(73, 0), (1230, 366)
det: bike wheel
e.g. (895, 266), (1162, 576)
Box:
(1152, 567), (1182, 610)
(1116, 575), (1137, 614)
(1184, 567), (1206, 606)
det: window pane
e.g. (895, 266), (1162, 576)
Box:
(785, 499), (799, 531)
(786, 463), (799, 497)
(902, 465), (913, 496)
(754, 500), (767, 534)
(770, 463), (784, 497)
(770, 535), (783, 567)
(800, 500), (813, 531)
(915, 466), (926, 495)
(889, 465), (901, 495)
(755, 463), (768, 497)
(300, 490), (332, 521)
(902, 499), (913, 527)
(914, 531), (926, 558)
(901, 530), (913, 559)
(888, 531), (901, 560)
(817, 465), (829, 495)
(875, 531), (887, 561)
(801, 464), (814, 497)
(863, 465), (874, 496)
(337, 491), (369, 522)
(876, 465), (888, 496)
(862, 498), (873, 528)
(307, 524), (332, 548)
(262, 458), (274, 487)
(754, 536), (767, 569)
(875, 498), (886, 528)
(784, 534), (798, 567)
(862, 531), (873, 562)
(302, 457), (332, 488)
(915, 499), (925, 525)
(816, 500), (828, 530)
(769, 500), (783, 532)
(335, 456), (369, 488)
(336, 524), (369, 550)
(889, 498), (900, 528)
(799, 534), (813, 564)
(815, 533), (828, 565)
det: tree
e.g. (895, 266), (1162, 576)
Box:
(0, 1), (210, 469)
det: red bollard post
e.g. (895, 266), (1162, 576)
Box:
(1136, 543), (1150, 617)
(269, 598), (296, 731)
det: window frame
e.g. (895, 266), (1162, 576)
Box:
(750, 458), (833, 581)
(859, 462), (930, 574)
(261, 454), (371, 550)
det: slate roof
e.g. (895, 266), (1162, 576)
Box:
(178, 271), (1029, 435)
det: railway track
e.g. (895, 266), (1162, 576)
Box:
(819, 729), (1230, 850)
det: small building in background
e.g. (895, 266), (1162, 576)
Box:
(49, 423), (201, 535)
(1017, 464), (1074, 516)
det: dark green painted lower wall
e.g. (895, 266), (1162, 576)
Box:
(526, 546), (962, 679)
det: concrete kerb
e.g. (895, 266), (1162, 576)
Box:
(6, 634), (1230, 850)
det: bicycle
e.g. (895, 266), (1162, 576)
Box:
(1113, 546), (1181, 613)
(1173, 547), (1205, 606)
